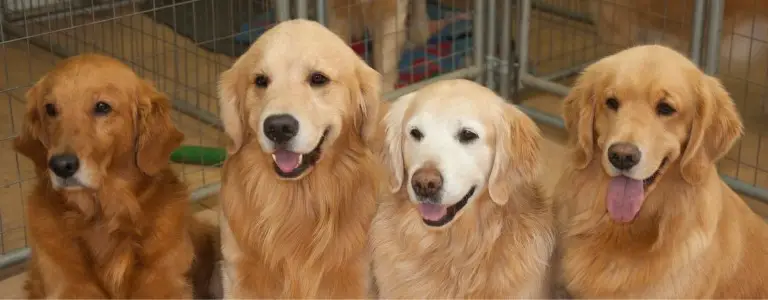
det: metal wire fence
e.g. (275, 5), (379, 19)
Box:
(0, 0), (765, 273)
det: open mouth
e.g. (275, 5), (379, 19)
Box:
(271, 128), (329, 179)
(642, 157), (668, 187)
(417, 186), (477, 227)
(606, 157), (668, 223)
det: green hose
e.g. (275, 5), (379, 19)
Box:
(170, 145), (227, 166)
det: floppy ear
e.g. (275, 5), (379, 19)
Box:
(218, 64), (249, 155)
(679, 74), (743, 185)
(355, 60), (383, 146)
(488, 104), (542, 206)
(135, 80), (185, 176)
(562, 71), (596, 169)
(382, 92), (416, 193)
(13, 78), (49, 168)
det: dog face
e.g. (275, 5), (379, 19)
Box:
(218, 19), (381, 180)
(14, 54), (183, 191)
(384, 79), (541, 228)
(563, 45), (743, 222)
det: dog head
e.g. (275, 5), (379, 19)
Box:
(14, 54), (183, 191)
(218, 19), (381, 180)
(383, 79), (541, 228)
(562, 45), (743, 223)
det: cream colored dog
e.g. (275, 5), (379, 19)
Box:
(554, 45), (768, 298)
(371, 79), (555, 298)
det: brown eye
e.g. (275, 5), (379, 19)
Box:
(44, 103), (57, 117)
(254, 75), (270, 88)
(606, 97), (620, 111)
(309, 72), (330, 87)
(94, 101), (112, 116)
(656, 102), (676, 116)
(457, 128), (479, 144)
(409, 128), (424, 141)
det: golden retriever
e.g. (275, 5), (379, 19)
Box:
(13, 54), (219, 299)
(371, 79), (556, 298)
(553, 44), (768, 298)
(217, 19), (382, 298)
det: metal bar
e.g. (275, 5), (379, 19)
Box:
(485, 0), (497, 90)
(171, 98), (223, 131)
(690, 0), (705, 65)
(296, 0), (308, 19)
(499, 0), (513, 99)
(0, 1), (5, 42)
(516, 0), (531, 90)
(316, 0), (327, 26)
(531, 0), (593, 25)
(517, 104), (565, 128)
(190, 183), (222, 203)
(276, 0), (291, 22)
(704, 0), (724, 75)
(0, 248), (29, 269)
(473, 0), (485, 84)
(722, 176), (768, 204)
(521, 73), (570, 96)
(540, 60), (592, 82)
(4, 0), (133, 23)
(384, 66), (483, 101)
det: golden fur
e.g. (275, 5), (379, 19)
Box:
(217, 19), (382, 298)
(554, 45), (768, 298)
(14, 54), (219, 299)
(371, 79), (555, 298)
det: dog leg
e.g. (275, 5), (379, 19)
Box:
(371, 0), (409, 93)
(408, 0), (430, 46)
(327, 1), (353, 44)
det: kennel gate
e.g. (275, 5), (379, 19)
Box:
(0, 0), (494, 270)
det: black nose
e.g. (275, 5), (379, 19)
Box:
(607, 142), (641, 171)
(263, 114), (299, 144)
(48, 154), (80, 178)
(411, 167), (444, 199)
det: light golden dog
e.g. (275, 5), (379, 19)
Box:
(217, 19), (383, 298)
(371, 79), (556, 298)
(553, 45), (768, 298)
(14, 54), (219, 299)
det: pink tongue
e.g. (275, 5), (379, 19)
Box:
(273, 150), (301, 173)
(606, 176), (645, 223)
(417, 203), (448, 221)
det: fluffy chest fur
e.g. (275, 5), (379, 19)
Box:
(370, 190), (555, 299)
(26, 171), (193, 298)
(554, 162), (739, 298)
(220, 145), (379, 298)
